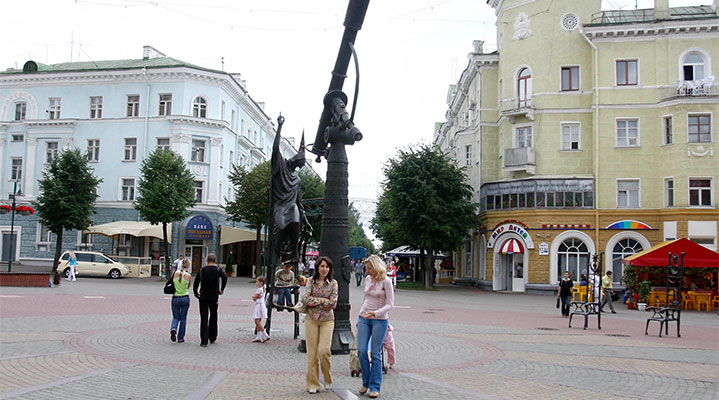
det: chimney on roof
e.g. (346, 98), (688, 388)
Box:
(472, 40), (485, 54)
(143, 45), (166, 60)
(654, 0), (670, 20)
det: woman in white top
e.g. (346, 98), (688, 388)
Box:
(356, 255), (394, 398)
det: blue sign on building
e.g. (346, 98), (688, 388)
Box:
(186, 215), (213, 240)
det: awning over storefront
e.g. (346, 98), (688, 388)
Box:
(219, 225), (265, 246)
(622, 238), (719, 268)
(500, 238), (524, 254)
(85, 221), (172, 243)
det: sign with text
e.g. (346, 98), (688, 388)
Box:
(487, 222), (534, 249)
(539, 242), (549, 255)
(185, 215), (213, 240)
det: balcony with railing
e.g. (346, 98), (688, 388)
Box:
(500, 98), (534, 122)
(662, 79), (719, 100)
(504, 147), (535, 175)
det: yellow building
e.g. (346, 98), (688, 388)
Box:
(436, 0), (719, 293)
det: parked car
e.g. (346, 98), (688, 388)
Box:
(58, 251), (130, 279)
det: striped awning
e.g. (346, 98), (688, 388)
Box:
(500, 238), (524, 254)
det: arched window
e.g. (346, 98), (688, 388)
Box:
(517, 68), (532, 107)
(557, 238), (589, 282)
(192, 97), (207, 118)
(682, 52), (705, 81)
(612, 239), (643, 284)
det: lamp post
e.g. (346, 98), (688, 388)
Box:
(7, 180), (22, 272)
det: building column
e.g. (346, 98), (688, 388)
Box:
(23, 137), (37, 200)
(170, 133), (190, 160)
(207, 137), (222, 206)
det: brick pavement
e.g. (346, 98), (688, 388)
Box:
(0, 277), (717, 399)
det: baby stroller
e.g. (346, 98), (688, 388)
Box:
(349, 334), (387, 377)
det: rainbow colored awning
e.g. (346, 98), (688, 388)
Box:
(605, 220), (653, 230)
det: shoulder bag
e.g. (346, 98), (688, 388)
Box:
(163, 271), (176, 295)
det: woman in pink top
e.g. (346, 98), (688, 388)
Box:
(357, 255), (394, 398)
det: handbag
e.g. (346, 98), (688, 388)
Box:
(163, 273), (176, 295)
(555, 297), (561, 308)
(293, 300), (308, 314)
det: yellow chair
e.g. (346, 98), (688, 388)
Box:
(681, 292), (695, 310)
(712, 295), (719, 310)
(695, 293), (711, 311)
(578, 286), (587, 302)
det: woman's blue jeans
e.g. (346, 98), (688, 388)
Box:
(357, 316), (389, 392)
(171, 296), (190, 341)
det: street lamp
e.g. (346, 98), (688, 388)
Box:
(6, 181), (23, 272)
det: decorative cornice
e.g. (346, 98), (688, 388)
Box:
(210, 137), (223, 147)
(25, 119), (77, 128)
(167, 115), (227, 129)
(583, 19), (719, 40)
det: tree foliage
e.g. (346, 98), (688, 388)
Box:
(135, 149), (196, 274)
(349, 203), (376, 254)
(373, 143), (478, 288)
(33, 148), (102, 273)
(299, 168), (325, 245)
(370, 193), (403, 253)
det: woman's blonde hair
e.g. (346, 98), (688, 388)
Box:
(364, 255), (387, 281)
(182, 258), (191, 269)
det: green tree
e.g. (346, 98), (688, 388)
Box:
(376, 144), (478, 288)
(224, 161), (271, 269)
(135, 149), (196, 276)
(349, 203), (376, 254)
(299, 168), (325, 254)
(33, 148), (102, 275)
(370, 193), (403, 253)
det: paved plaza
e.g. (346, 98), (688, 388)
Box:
(1, 276), (717, 400)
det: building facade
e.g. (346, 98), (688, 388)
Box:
(0, 46), (299, 273)
(436, 0), (719, 293)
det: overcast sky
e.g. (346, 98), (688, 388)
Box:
(1, 0), (708, 244)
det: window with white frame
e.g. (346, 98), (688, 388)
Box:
(158, 94), (172, 116)
(221, 101), (226, 120)
(90, 96), (103, 119)
(229, 150), (234, 167)
(126, 95), (140, 117)
(194, 181), (204, 202)
(38, 223), (53, 244)
(616, 119), (639, 147)
(611, 238), (643, 284)
(124, 138), (137, 161)
(156, 137), (170, 151)
(231, 110), (236, 131)
(11, 134), (23, 142)
(498, 131), (503, 158)
(121, 178), (135, 201)
(517, 67), (532, 107)
(616, 60), (638, 86)
(688, 114), (711, 143)
(46, 142), (59, 163)
(515, 126), (532, 148)
(48, 97), (61, 119)
(87, 139), (100, 162)
(15, 102), (26, 120)
(663, 116), (672, 145)
(665, 178), (674, 207)
(465, 145), (472, 166)
(561, 66), (579, 91)
(617, 179), (640, 208)
(191, 139), (206, 162)
(561, 123), (580, 150)
(193, 97), (207, 118)
(118, 234), (132, 248)
(11, 158), (22, 181)
(689, 178), (711, 206)
(682, 52), (706, 81)
(557, 238), (590, 281)
(78, 232), (94, 249)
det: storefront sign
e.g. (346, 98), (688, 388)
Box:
(487, 222), (534, 249)
(539, 242), (549, 255)
(185, 215), (213, 240)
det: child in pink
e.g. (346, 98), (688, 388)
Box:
(382, 324), (395, 368)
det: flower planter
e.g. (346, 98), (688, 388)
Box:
(637, 302), (647, 311)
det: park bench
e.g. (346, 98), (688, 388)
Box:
(644, 252), (684, 338)
(568, 299), (601, 330)
(645, 303), (680, 337)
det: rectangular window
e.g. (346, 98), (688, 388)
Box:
(561, 66), (579, 91)
(465, 145), (472, 166)
(15, 102), (26, 121)
(663, 116), (672, 145)
(616, 119), (639, 147)
(191, 139), (206, 162)
(688, 114), (711, 143)
(689, 179), (711, 206)
(194, 181), (204, 202)
(561, 123), (580, 150)
(38, 223), (53, 243)
(46, 142), (59, 163)
(11, 158), (22, 181)
(156, 137), (170, 151)
(516, 126), (532, 148)
(87, 139), (100, 162)
(616, 60), (638, 86)
(121, 178), (135, 201)
(90, 96), (103, 119)
(11, 134), (24, 142)
(617, 180), (640, 208)
(48, 97), (61, 119)
(229, 150), (234, 166)
(231, 110), (236, 131)
(221, 101), (226, 120)
(158, 94), (172, 116)
(78, 232), (94, 249)
(124, 138), (137, 161)
(126, 95), (140, 117)
(665, 178), (674, 207)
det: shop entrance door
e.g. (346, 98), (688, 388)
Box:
(503, 254), (513, 291)
(1, 232), (17, 262)
(191, 246), (203, 273)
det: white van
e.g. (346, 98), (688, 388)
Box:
(59, 251), (130, 279)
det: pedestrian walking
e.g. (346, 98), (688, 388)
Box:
(298, 259), (306, 276)
(302, 256), (338, 394)
(355, 258), (364, 287)
(173, 255), (184, 273)
(557, 271), (573, 317)
(383, 324), (396, 369)
(252, 276), (270, 343)
(193, 254), (227, 347)
(387, 261), (397, 288)
(274, 264), (295, 311)
(600, 270), (616, 314)
(66, 251), (77, 281)
(308, 257), (316, 277)
(357, 254), (394, 398)
(170, 258), (192, 343)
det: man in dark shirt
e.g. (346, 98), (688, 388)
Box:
(193, 254), (227, 347)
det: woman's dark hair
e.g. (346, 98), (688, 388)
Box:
(312, 256), (334, 283)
